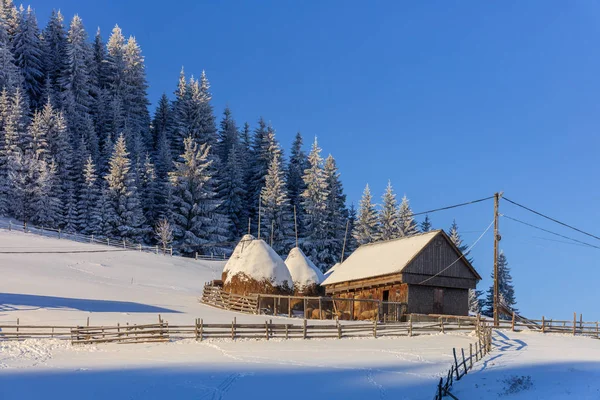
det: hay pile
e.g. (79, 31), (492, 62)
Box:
(222, 234), (293, 295)
(284, 247), (325, 296)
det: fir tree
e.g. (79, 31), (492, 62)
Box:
(104, 133), (145, 240)
(344, 204), (359, 258)
(76, 155), (100, 233)
(483, 251), (517, 318)
(170, 136), (228, 256)
(42, 10), (68, 108)
(301, 138), (329, 269)
(286, 132), (308, 235)
(216, 106), (238, 165)
(219, 144), (247, 242)
(398, 195), (418, 237)
(420, 214), (432, 232)
(448, 219), (473, 263)
(31, 159), (61, 228)
(260, 151), (292, 253)
(322, 154), (347, 267)
(138, 153), (160, 241)
(378, 181), (401, 241)
(0, 11), (23, 92)
(353, 184), (378, 246)
(468, 288), (483, 314)
(12, 6), (43, 109)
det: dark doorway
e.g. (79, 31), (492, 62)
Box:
(433, 288), (444, 314)
(382, 290), (389, 316)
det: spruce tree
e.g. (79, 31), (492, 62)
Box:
(260, 152), (292, 253)
(301, 138), (329, 269)
(42, 10), (68, 108)
(122, 36), (150, 154)
(12, 6), (43, 109)
(420, 214), (432, 232)
(219, 144), (247, 242)
(344, 204), (359, 257)
(398, 195), (418, 237)
(378, 181), (401, 241)
(0, 13), (23, 93)
(483, 251), (517, 318)
(76, 155), (100, 233)
(104, 133), (145, 240)
(286, 132), (308, 235)
(170, 136), (228, 256)
(353, 184), (378, 246)
(216, 106), (238, 165)
(138, 153), (160, 242)
(322, 154), (347, 267)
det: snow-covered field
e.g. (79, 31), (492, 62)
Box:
(2, 229), (600, 399)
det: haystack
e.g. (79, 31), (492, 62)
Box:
(222, 234), (293, 295)
(284, 247), (325, 296)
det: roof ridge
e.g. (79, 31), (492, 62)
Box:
(358, 229), (442, 249)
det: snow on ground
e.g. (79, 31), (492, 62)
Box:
(452, 329), (600, 399)
(2, 229), (600, 399)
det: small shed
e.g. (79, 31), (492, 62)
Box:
(321, 230), (481, 316)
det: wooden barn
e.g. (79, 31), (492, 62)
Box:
(321, 230), (481, 316)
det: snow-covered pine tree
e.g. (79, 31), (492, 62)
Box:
(448, 219), (482, 314)
(468, 288), (483, 315)
(151, 93), (171, 154)
(76, 155), (100, 233)
(194, 70), (217, 148)
(122, 36), (150, 155)
(321, 154), (347, 267)
(398, 195), (418, 237)
(7, 87), (30, 154)
(420, 214), (432, 232)
(12, 6), (43, 109)
(219, 144), (247, 242)
(42, 10), (68, 108)
(0, 8), (23, 93)
(138, 153), (160, 242)
(104, 133), (145, 240)
(260, 151), (293, 254)
(301, 138), (329, 270)
(31, 159), (61, 228)
(286, 132), (308, 236)
(352, 184), (378, 246)
(247, 118), (274, 233)
(216, 106), (238, 165)
(169, 136), (228, 256)
(344, 203), (359, 257)
(0, 0), (19, 42)
(378, 181), (401, 241)
(483, 251), (517, 318)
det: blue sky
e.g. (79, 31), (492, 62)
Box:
(30, 1), (600, 320)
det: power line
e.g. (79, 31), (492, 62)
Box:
(502, 215), (600, 250)
(503, 197), (600, 242)
(0, 249), (131, 254)
(412, 195), (495, 217)
(416, 218), (495, 285)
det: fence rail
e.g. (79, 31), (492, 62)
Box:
(0, 314), (484, 344)
(201, 284), (409, 322)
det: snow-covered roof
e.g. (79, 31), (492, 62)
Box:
(321, 230), (441, 286)
(223, 235), (292, 286)
(324, 262), (340, 277)
(284, 247), (325, 288)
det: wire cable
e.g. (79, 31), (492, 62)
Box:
(416, 218), (495, 285)
(412, 195), (495, 217)
(503, 197), (600, 242)
(502, 215), (600, 250)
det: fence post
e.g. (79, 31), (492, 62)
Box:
(265, 321), (269, 340)
(200, 319), (203, 341)
(440, 316), (444, 333)
(373, 318), (377, 338)
(8, 221), (11, 231)
(438, 377), (443, 399)
(123, 239), (126, 248)
(475, 342), (479, 362)
(337, 321), (342, 339)
(596, 321), (599, 339)
(23, 221), (26, 232)
(453, 348), (460, 380)
(408, 314), (413, 337)
(303, 318), (307, 339)
(511, 312), (515, 331)
(470, 343), (473, 369)
(462, 348), (468, 375)
(542, 316), (545, 333)
(573, 312), (577, 336)
(139, 244), (142, 252)
(476, 313), (480, 336)
(580, 314), (583, 333)
(16, 318), (19, 339)
(195, 252), (198, 260)
(232, 317), (236, 340)
(285, 324), (289, 340)
(91, 234), (94, 243)
(170, 247), (173, 256)
(58, 228), (61, 239)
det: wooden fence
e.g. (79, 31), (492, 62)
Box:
(496, 311), (600, 337)
(433, 317), (493, 400)
(201, 284), (408, 322)
(0, 314), (484, 344)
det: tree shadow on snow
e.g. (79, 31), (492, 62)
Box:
(0, 292), (181, 313)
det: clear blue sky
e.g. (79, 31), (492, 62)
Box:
(30, 0), (600, 320)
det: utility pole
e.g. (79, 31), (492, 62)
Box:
(493, 192), (503, 327)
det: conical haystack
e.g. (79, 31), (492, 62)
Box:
(284, 247), (325, 296)
(222, 234), (293, 295)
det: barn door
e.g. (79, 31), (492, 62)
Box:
(433, 288), (444, 314)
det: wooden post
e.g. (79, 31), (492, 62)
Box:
(155, 245), (158, 254)
(493, 192), (501, 327)
(303, 319), (307, 339)
(285, 324), (289, 340)
(138, 244), (142, 252)
(288, 298), (292, 318)
(453, 348), (460, 380)
(58, 228), (61, 239)
(475, 342), (479, 362)
(462, 348), (468, 375)
(195, 252), (198, 260)
(438, 378), (443, 399)
(440, 317), (444, 333)
(580, 313), (583, 333)
(469, 343), (473, 369)
(596, 321), (599, 339)
(200, 319), (203, 341)
(303, 298), (307, 319)
(232, 317), (236, 340)
(123, 239), (126, 248)
(87, 317), (89, 327)
(541, 316), (545, 333)
(511, 312), (515, 331)
(373, 318), (377, 338)
(274, 297), (277, 316)
(195, 318), (198, 340)
(16, 318), (19, 339)
(408, 314), (413, 337)
(170, 247), (173, 256)
(265, 321), (269, 340)
(476, 313), (480, 336)
(573, 312), (577, 336)
(337, 322), (342, 339)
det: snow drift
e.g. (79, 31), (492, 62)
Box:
(222, 235), (293, 295)
(285, 247), (324, 295)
